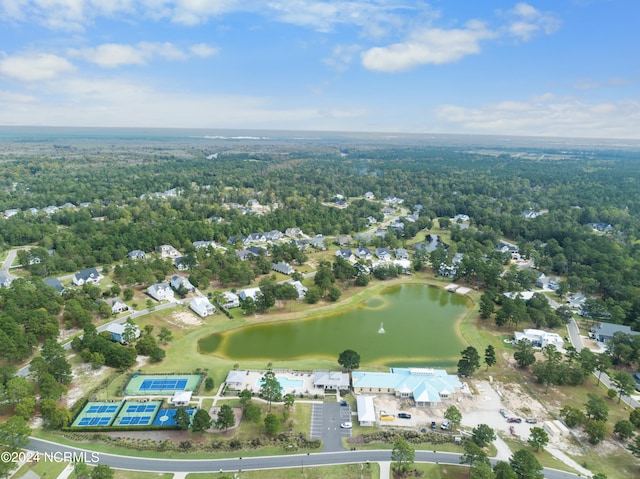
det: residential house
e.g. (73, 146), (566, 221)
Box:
(209, 215), (223, 223)
(286, 280), (308, 299)
(382, 207), (396, 215)
(352, 367), (462, 408)
(336, 235), (352, 246)
(44, 278), (64, 294)
(335, 248), (355, 262)
(247, 245), (267, 257)
(4, 209), (19, 218)
(72, 267), (103, 286)
(148, 283), (174, 301)
(438, 253), (464, 278)
(102, 297), (128, 314)
(28, 207), (39, 215)
(128, 250), (146, 260)
(523, 210), (546, 219)
(193, 240), (217, 249)
(514, 329), (564, 349)
(590, 322), (640, 343)
(227, 235), (245, 246)
(244, 233), (266, 244)
(239, 287), (261, 301)
(366, 216), (377, 225)
(312, 371), (350, 390)
(0, 273), (12, 288)
(190, 297), (216, 317)
(174, 256), (191, 271)
(567, 293), (587, 309)
(355, 247), (372, 260)
(310, 235), (326, 250)
(220, 291), (240, 309)
(79, 202), (91, 208)
(107, 323), (140, 344)
(452, 214), (470, 223)
(395, 248), (409, 260)
(364, 192), (375, 200)
(383, 196), (404, 205)
(272, 261), (294, 275)
(170, 274), (195, 292)
(264, 230), (283, 241)
(496, 242), (519, 258)
(375, 229), (387, 238)
(405, 214), (419, 223)
(588, 222), (613, 233)
(291, 239), (309, 250)
(42, 205), (58, 215)
(158, 244), (182, 259)
(375, 247), (391, 261)
(235, 250), (253, 261)
(535, 273), (559, 290)
(285, 228), (302, 238)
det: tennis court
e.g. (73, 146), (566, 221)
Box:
(152, 407), (196, 427)
(112, 400), (162, 427)
(124, 374), (202, 395)
(72, 401), (122, 428)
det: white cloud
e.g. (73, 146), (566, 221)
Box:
(433, 96), (640, 139)
(324, 43), (361, 71)
(68, 42), (217, 67)
(361, 22), (495, 72)
(0, 89), (37, 103)
(505, 2), (561, 41)
(0, 53), (75, 81)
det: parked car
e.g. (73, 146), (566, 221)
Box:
(398, 413), (412, 419)
(431, 421), (437, 431)
(525, 418), (537, 424)
(341, 400), (348, 407)
(507, 417), (522, 423)
(510, 426), (516, 435)
(340, 422), (352, 429)
(499, 409), (509, 418)
(441, 421), (450, 430)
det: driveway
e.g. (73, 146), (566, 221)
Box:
(310, 402), (351, 452)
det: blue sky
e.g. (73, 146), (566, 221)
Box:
(0, 1), (638, 139)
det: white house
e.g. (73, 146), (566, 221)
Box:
(103, 297), (128, 314)
(107, 323), (140, 344)
(287, 280), (308, 299)
(158, 244), (182, 259)
(127, 250), (146, 260)
(221, 291), (240, 309)
(171, 391), (193, 406)
(272, 261), (295, 275)
(190, 297), (216, 317)
(239, 287), (261, 301)
(514, 329), (564, 350)
(72, 268), (103, 286)
(148, 283), (174, 301)
(356, 395), (376, 427)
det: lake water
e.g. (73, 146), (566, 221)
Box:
(198, 284), (470, 367)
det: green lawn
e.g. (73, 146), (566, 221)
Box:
(13, 458), (69, 479)
(186, 462), (379, 479)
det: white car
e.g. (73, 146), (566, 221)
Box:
(340, 422), (353, 429)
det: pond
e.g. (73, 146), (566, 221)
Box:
(198, 284), (471, 367)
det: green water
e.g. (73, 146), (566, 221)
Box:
(198, 284), (470, 367)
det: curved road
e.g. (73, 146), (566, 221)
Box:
(27, 438), (582, 479)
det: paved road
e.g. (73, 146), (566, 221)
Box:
(26, 438), (583, 479)
(0, 248), (19, 280)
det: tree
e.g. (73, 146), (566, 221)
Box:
(493, 462), (517, 479)
(122, 320), (139, 345)
(391, 438), (415, 476)
(593, 353), (611, 386)
(585, 393), (608, 422)
(283, 393), (295, 410)
(0, 416), (31, 451)
(338, 349), (361, 371)
(484, 345), (496, 371)
(244, 401), (262, 429)
(215, 404), (234, 430)
(191, 408), (212, 432)
(158, 326), (173, 343)
(444, 405), (462, 432)
(613, 420), (634, 440)
(509, 449), (543, 479)
(559, 406), (586, 428)
(457, 346), (481, 377)
(41, 338), (72, 384)
(204, 377), (215, 391)
(527, 427), (549, 452)
(305, 286), (322, 304)
(629, 408), (640, 428)
(174, 406), (191, 430)
(460, 441), (489, 468)
(610, 371), (635, 404)
(74, 461), (90, 479)
(91, 464), (114, 479)
(629, 434), (640, 459)
(585, 420), (607, 445)
(472, 423), (496, 447)
(264, 413), (281, 435)
(259, 370), (283, 410)
(513, 339), (536, 369)
(238, 389), (252, 409)
(328, 285), (342, 302)
(471, 461), (496, 479)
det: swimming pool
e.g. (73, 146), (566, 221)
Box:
(278, 377), (304, 389)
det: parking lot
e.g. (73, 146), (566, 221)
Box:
(310, 402), (353, 452)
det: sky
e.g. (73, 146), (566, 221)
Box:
(0, 0), (638, 139)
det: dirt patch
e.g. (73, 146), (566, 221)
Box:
(65, 362), (111, 408)
(168, 310), (203, 328)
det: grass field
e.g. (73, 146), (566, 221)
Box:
(186, 462), (379, 479)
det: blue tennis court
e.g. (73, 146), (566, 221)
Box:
(118, 415), (152, 426)
(86, 405), (118, 414)
(126, 404), (157, 413)
(152, 408), (196, 427)
(139, 379), (188, 391)
(77, 416), (112, 427)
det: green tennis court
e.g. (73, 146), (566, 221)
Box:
(112, 400), (163, 426)
(72, 401), (122, 427)
(124, 373), (203, 395)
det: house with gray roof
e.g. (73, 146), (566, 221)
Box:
(128, 249), (146, 260)
(103, 297), (128, 314)
(335, 248), (355, 262)
(590, 322), (640, 343)
(395, 248), (409, 260)
(0, 273), (12, 288)
(44, 278), (64, 294)
(148, 283), (174, 301)
(239, 287), (261, 301)
(170, 274), (194, 292)
(313, 371), (350, 390)
(375, 247), (391, 261)
(355, 247), (372, 260)
(220, 291), (240, 309)
(286, 280), (308, 299)
(72, 267), (103, 286)
(174, 256), (191, 271)
(272, 261), (294, 275)
(107, 322), (140, 344)
(310, 235), (326, 250)
(190, 297), (216, 317)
